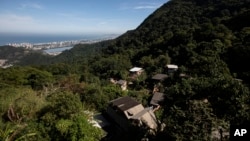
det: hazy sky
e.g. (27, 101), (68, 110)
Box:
(0, 0), (167, 35)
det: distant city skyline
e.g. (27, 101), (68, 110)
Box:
(0, 0), (168, 35)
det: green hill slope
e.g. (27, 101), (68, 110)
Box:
(1, 1), (250, 140)
(71, 0), (248, 81)
(15, 0), (250, 81)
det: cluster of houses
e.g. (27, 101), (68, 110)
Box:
(100, 64), (180, 134)
(0, 59), (12, 68)
(91, 63), (230, 140)
(111, 64), (179, 91)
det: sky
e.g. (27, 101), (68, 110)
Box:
(0, 0), (168, 36)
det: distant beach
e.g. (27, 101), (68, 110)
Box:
(0, 33), (119, 46)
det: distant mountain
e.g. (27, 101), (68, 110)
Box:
(6, 0), (250, 81)
(87, 0), (250, 80)
(1, 1), (250, 140)
(0, 46), (30, 64)
(0, 46), (26, 59)
(0, 45), (54, 66)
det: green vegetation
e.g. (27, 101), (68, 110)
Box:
(1, 0), (250, 140)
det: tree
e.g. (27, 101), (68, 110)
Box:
(44, 91), (82, 119)
(25, 67), (54, 90)
(0, 87), (43, 141)
(38, 91), (104, 140)
(160, 100), (215, 141)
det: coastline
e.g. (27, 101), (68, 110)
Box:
(0, 34), (119, 55)
(0, 33), (120, 46)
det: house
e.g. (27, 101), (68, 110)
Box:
(106, 96), (158, 132)
(150, 92), (165, 112)
(151, 74), (168, 81)
(150, 92), (165, 109)
(129, 67), (143, 78)
(166, 64), (178, 73)
(110, 78), (128, 91)
(151, 74), (168, 93)
(116, 80), (127, 91)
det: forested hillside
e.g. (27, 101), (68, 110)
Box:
(1, 0), (250, 140)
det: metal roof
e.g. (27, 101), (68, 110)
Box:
(129, 67), (143, 72)
(166, 64), (178, 69)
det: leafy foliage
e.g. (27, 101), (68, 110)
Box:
(1, 0), (250, 140)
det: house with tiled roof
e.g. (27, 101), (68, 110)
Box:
(106, 96), (158, 132)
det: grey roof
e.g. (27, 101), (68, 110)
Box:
(116, 80), (126, 85)
(150, 92), (165, 106)
(110, 96), (140, 111)
(152, 74), (168, 81)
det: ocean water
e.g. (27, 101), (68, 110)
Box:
(0, 33), (108, 46)
(44, 46), (73, 53)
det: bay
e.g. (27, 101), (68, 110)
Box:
(43, 46), (73, 53)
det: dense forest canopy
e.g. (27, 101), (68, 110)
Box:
(1, 0), (250, 140)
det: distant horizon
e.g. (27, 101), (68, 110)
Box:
(0, 30), (124, 37)
(0, 33), (120, 46)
